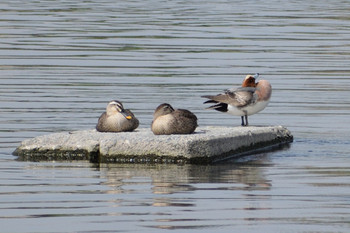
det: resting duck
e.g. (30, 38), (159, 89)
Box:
(151, 103), (198, 135)
(96, 100), (139, 132)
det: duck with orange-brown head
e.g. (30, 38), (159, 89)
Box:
(202, 73), (271, 126)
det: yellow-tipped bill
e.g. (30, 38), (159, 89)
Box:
(120, 110), (133, 120)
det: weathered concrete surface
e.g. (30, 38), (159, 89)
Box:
(13, 126), (293, 164)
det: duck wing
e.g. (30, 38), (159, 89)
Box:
(96, 112), (107, 132)
(176, 109), (198, 121)
(202, 87), (256, 107)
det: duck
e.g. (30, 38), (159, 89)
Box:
(202, 73), (272, 126)
(96, 100), (139, 132)
(151, 103), (198, 135)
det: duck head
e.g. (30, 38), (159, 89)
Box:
(153, 103), (175, 119)
(242, 73), (259, 87)
(107, 100), (133, 119)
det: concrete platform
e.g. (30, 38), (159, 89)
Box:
(13, 126), (293, 164)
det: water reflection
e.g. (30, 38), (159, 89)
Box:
(97, 156), (273, 230)
(100, 156), (271, 195)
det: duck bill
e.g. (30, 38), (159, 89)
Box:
(120, 110), (133, 120)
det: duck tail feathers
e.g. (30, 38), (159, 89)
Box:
(204, 102), (228, 112)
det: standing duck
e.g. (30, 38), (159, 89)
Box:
(202, 74), (272, 126)
(96, 100), (139, 132)
(151, 103), (198, 135)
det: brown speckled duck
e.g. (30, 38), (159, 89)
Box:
(96, 100), (139, 132)
(151, 103), (198, 135)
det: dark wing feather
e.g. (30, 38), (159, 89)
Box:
(203, 99), (219, 104)
(205, 103), (228, 112)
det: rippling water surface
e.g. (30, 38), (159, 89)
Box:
(1, 0), (350, 232)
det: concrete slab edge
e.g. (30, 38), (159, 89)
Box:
(13, 126), (293, 164)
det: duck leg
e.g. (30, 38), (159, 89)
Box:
(241, 111), (248, 126)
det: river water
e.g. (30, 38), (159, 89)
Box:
(1, 0), (350, 232)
